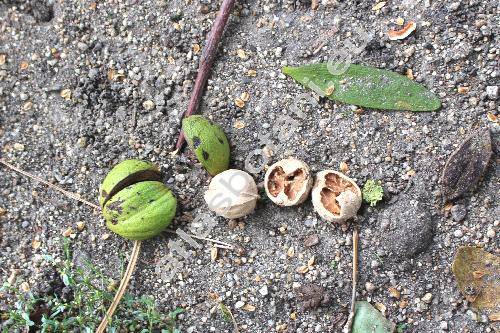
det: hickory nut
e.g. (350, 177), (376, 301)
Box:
(99, 160), (177, 240)
(311, 170), (361, 223)
(264, 158), (313, 206)
(204, 169), (259, 219)
(182, 115), (230, 176)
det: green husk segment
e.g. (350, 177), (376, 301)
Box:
(102, 181), (177, 240)
(352, 301), (395, 333)
(99, 159), (160, 207)
(282, 63), (441, 111)
(182, 115), (230, 176)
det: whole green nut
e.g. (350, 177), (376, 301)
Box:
(182, 115), (230, 176)
(99, 159), (177, 240)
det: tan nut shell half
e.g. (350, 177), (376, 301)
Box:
(311, 170), (362, 223)
(264, 158), (313, 206)
(204, 169), (259, 219)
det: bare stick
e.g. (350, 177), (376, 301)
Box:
(165, 229), (235, 250)
(97, 240), (142, 333)
(343, 227), (359, 333)
(0, 159), (100, 210)
(175, 0), (236, 151)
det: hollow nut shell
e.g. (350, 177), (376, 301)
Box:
(264, 158), (313, 206)
(312, 170), (361, 223)
(204, 169), (259, 219)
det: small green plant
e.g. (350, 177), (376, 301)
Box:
(396, 322), (408, 332)
(362, 179), (384, 207)
(330, 260), (338, 270)
(0, 239), (183, 332)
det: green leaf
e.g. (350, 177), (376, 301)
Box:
(21, 312), (35, 326)
(352, 301), (395, 333)
(219, 303), (232, 322)
(362, 179), (384, 207)
(282, 63), (441, 111)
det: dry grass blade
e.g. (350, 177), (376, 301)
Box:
(0, 159), (100, 211)
(165, 229), (235, 250)
(97, 240), (142, 333)
(343, 227), (359, 333)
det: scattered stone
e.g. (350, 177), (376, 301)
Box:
(303, 234), (319, 247)
(486, 86), (498, 100)
(234, 301), (245, 309)
(259, 285), (269, 297)
(365, 282), (376, 292)
(450, 204), (467, 222)
(422, 292), (433, 304)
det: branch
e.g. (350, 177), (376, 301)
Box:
(97, 240), (142, 333)
(175, 0), (236, 151)
(343, 227), (359, 333)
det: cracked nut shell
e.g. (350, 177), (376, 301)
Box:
(264, 158), (313, 206)
(99, 159), (177, 240)
(311, 170), (361, 223)
(182, 115), (230, 176)
(204, 169), (259, 219)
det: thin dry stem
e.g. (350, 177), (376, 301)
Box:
(343, 227), (359, 333)
(0, 159), (100, 211)
(175, 0), (236, 150)
(165, 229), (235, 250)
(97, 240), (142, 333)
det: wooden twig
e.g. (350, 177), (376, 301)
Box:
(343, 227), (359, 333)
(0, 159), (143, 332)
(0, 159), (100, 210)
(97, 240), (142, 333)
(175, 0), (236, 151)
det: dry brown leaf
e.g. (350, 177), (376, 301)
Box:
(32, 239), (41, 249)
(240, 91), (250, 102)
(237, 49), (247, 59)
(60, 89), (71, 100)
(388, 21), (416, 40)
(192, 44), (201, 54)
(307, 256), (315, 268)
(489, 313), (500, 321)
(62, 227), (73, 237)
(296, 265), (309, 274)
(20, 61), (29, 70)
(388, 287), (401, 299)
(211, 246), (218, 261)
(487, 112), (498, 123)
(339, 161), (349, 173)
(246, 69), (257, 77)
(234, 98), (245, 108)
(374, 302), (387, 315)
(372, 2), (386, 11)
(452, 246), (499, 315)
(0, 54), (6, 65)
(233, 120), (245, 129)
(287, 246), (295, 258)
(20, 282), (30, 292)
(242, 303), (256, 312)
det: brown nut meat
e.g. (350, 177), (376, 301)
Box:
(264, 158), (313, 206)
(311, 170), (361, 223)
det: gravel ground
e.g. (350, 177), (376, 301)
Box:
(0, 0), (499, 332)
